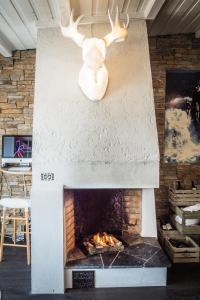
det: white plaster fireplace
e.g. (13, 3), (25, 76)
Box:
(31, 20), (161, 294)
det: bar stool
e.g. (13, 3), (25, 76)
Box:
(0, 168), (31, 265)
(0, 198), (31, 265)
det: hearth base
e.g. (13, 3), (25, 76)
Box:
(64, 238), (170, 289)
(65, 267), (167, 289)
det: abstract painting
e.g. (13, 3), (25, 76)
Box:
(164, 70), (200, 163)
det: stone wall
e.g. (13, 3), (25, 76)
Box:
(0, 50), (35, 197)
(149, 34), (200, 220)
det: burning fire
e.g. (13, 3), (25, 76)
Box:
(84, 232), (124, 254)
(92, 232), (119, 248)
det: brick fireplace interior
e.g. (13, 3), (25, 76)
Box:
(64, 188), (142, 263)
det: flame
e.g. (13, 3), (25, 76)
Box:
(92, 232), (117, 247)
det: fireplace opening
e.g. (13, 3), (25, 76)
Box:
(63, 188), (142, 263)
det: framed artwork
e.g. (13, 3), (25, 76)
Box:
(164, 70), (200, 163)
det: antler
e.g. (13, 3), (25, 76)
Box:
(60, 10), (85, 47)
(104, 7), (129, 47)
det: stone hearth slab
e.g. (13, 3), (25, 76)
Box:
(65, 238), (171, 269)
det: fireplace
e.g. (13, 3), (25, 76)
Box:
(63, 188), (170, 289)
(32, 20), (163, 294)
(64, 189), (142, 263)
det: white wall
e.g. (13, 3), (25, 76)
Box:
(31, 21), (159, 294)
(141, 189), (157, 237)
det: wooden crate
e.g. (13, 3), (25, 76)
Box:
(171, 205), (200, 219)
(171, 216), (200, 235)
(170, 206), (200, 234)
(165, 236), (200, 263)
(169, 188), (200, 206)
(158, 224), (179, 246)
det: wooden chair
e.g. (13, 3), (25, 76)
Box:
(0, 169), (31, 265)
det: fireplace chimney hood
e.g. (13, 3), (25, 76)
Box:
(33, 21), (159, 189)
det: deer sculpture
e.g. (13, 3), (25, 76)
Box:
(60, 7), (129, 101)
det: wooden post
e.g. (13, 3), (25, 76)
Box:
(25, 208), (30, 265)
(0, 208), (6, 262)
(13, 208), (16, 245)
(23, 174), (27, 198)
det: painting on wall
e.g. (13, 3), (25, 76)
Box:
(164, 70), (200, 163)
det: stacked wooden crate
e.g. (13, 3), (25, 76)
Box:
(165, 236), (199, 263)
(163, 182), (200, 263)
(158, 223), (179, 247)
(169, 185), (200, 235)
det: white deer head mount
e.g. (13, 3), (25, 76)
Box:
(60, 8), (129, 101)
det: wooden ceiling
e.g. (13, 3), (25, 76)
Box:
(0, 0), (57, 56)
(1, 0), (200, 57)
(0, 0), (164, 57)
(149, 0), (200, 37)
(69, 0), (165, 21)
